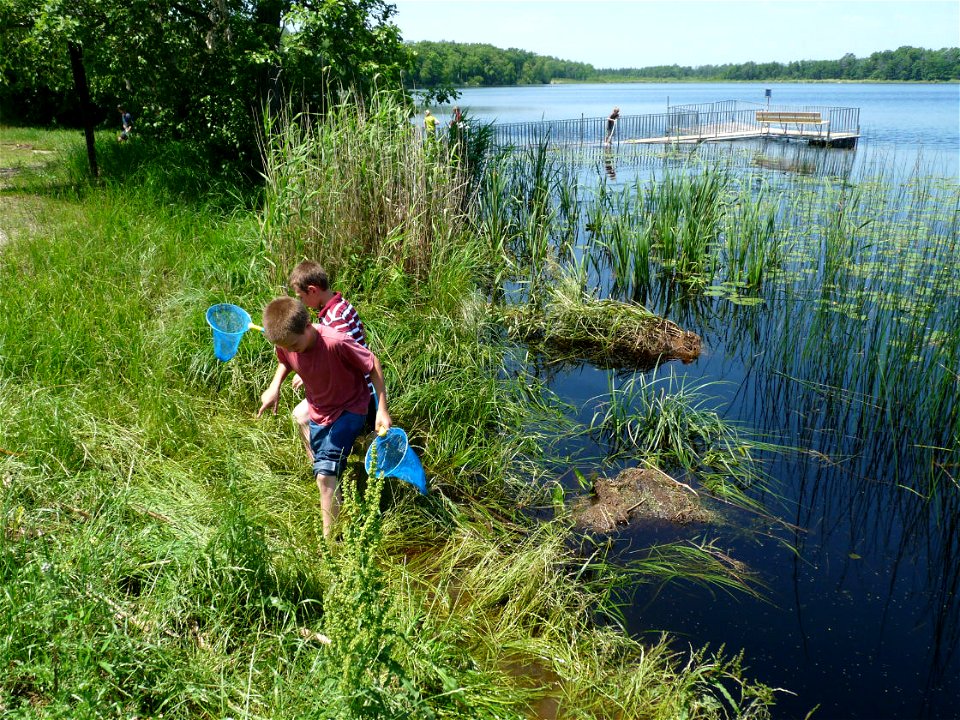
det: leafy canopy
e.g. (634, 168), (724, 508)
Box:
(0, 0), (411, 164)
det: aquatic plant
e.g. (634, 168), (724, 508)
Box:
(588, 371), (772, 512)
(643, 163), (730, 283)
(721, 179), (785, 288)
(501, 270), (701, 369)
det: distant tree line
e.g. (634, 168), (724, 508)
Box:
(406, 41), (593, 87)
(406, 42), (960, 87)
(599, 47), (960, 82)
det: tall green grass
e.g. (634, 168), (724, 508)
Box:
(259, 94), (477, 288)
(0, 113), (777, 718)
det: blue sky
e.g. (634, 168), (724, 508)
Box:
(391, 1), (960, 68)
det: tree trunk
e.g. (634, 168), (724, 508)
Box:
(251, 0), (286, 175)
(68, 41), (98, 178)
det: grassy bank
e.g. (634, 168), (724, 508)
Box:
(0, 115), (774, 718)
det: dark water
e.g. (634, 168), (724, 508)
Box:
(547, 328), (959, 720)
(459, 84), (960, 719)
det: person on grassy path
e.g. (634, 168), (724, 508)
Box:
(257, 296), (391, 538)
(117, 106), (133, 142)
(286, 261), (374, 461)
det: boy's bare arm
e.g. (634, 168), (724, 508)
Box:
(369, 355), (392, 434)
(257, 363), (291, 417)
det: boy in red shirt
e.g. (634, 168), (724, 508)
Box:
(286, 261), (373, 460)
(257, 296), (391, 538)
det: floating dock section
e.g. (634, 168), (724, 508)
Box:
(491, 100), (860, 150)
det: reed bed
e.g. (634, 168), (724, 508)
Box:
(0, 115), (777, 718)
(482, 147), (791, 310)
(558, 144), (960, 653)
(259, 93), (477, 287)
(766, 169), (960, 465)
(479, 134), (958, 656)
(491, 141), (959, 449)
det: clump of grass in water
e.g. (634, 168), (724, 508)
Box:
(629, 538), (765, 601)
(589, 371), (771, 512)
(587, 181), (656, 302)
(721, 179), (785, 289)
(640, 163), (730, 285)
(502, 270), (701, 368)
(476, 139), (610, 307)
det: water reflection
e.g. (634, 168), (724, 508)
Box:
(602, 151), (617, 181)
(555, 137), (859, 185)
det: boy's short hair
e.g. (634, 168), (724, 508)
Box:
(289, 261), (329, 293)
(263, 297), (310, 344)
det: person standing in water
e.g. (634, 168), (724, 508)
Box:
(604, 106), (620, 146)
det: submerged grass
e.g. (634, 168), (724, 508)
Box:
(0, 109), (776, 718)
(588, 371), (772, 513)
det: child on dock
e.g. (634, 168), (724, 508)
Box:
(604, 106), (620, 146)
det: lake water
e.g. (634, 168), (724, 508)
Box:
(453, 82), (960, 179)
(453, 83), (960, 719)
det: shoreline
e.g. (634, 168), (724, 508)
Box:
(422, 79), (960, 91)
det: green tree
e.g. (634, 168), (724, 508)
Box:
(0, 0), (410, 176)
(590, 45), (958, 82)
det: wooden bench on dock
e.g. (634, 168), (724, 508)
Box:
(756, 111), (830, 136)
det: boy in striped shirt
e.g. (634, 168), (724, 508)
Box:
(286, 261), (375, 461)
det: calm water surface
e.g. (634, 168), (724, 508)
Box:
(455, 84), (960, 719)
(453, 82), (960, 178)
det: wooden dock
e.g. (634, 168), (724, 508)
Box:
(490, 100), (861, 150)
(625, 124), (860, 148)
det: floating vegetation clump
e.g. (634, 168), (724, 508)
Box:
(502, 274), (701, 369)
(585, 370), (776, 515)
(572, 466), (714, 533)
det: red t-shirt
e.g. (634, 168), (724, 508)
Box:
(276, 324), (374, 425)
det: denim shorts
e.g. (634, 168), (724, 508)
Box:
(309, 411), (367, 478)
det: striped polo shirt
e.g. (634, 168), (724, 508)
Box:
(318, 292), (366, 348)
